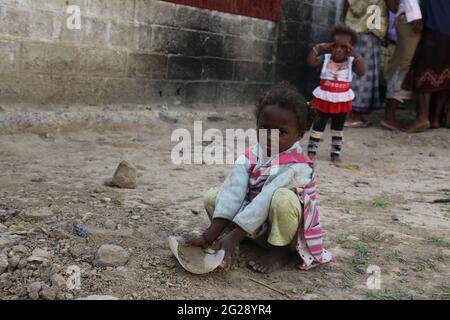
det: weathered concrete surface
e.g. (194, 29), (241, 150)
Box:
(0, 0), (337, 105)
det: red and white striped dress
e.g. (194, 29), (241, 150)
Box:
(312, 54), (355, 114)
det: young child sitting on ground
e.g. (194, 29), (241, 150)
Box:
(189, 84), (332, 273)
(307, 26), (366, 163)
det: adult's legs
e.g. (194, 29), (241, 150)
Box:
(430, 91), (449, 129)
(406, 92), (431, 133)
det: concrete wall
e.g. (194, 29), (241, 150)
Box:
(276, 0), (338, 97)
(0, 0), (337, 106)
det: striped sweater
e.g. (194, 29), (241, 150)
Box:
(213, 142), (332, 267)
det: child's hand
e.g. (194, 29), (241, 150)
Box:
(213, 234), (240, 271)
(316, 42), (334, 54)
(346, 43), (358, 58)
(187, 235), (209, 248)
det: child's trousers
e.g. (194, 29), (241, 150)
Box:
(203, 188), (302, 247)
(308, 111), (347, 157)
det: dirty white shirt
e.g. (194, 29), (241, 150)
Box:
(212, 143), (313, 234)
(397, 0), (422, 22)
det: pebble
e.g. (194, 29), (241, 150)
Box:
(40, 285), (58, 300)
(110, 161), (137, 189)
(27, 281), (42, 300)
(0, 233), (21, 250)
(77, 295), (119, 300)
(391, 215), (400, 222)
(50, 274), (66, 288)
(104, 219), (116, 230)
(93, 244), (129, 267)
(24, 208), (53, 221)
(347, 235), (359, 242)
(0, 253), (8, 274)
(130, 215), (141, 220)
(28, 248), (53, 263)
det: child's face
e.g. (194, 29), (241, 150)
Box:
(331, 35), (352, 62)
(257, 105), (302, 156)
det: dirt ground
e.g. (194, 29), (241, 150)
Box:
(0, 104), (449, 300)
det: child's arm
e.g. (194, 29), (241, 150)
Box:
(190, 154), (250, 246)
(232, 163), (313, 236)
(347, 44), (366, 76)
(307, 43), (333, 68)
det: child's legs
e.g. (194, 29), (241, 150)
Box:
(330, 112), (347, 157)
(267, 188), (302, 247)
(308, 111), (330, 155)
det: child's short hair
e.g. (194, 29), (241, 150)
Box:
(256, 82), (316, 133)
(330, 25), (358, 45)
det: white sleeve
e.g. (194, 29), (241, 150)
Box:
(212, 155), (250, 221)
(232, 163), (313, 234)
(404, 0), (422, 22)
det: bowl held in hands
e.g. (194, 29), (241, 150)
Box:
(168, 236), (225, 275)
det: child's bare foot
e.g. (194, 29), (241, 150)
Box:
(405, 120), (431, 133)
(248, 246), (291, 274)
(331, 154), (341, 164)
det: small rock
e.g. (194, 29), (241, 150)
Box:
(130, 215), (140, 220)
(27, 281), (42, 300)
(0, 233), (21, 250)
(65, 293), (74, 300)
(104, 219), (116, 230)
(7, 255), (20, 269)
(11, 245), (29, 255)
(391, 215), (400, 222)
(50, 274), (66, 288)
(24, 208), (53, 221)
(78, 295), (119, 300)
(110, 161), (137, 189)
(40, 285), (58, 300)
(158, 112), (179, 124)
(429, 152), (436, 157)
(0, 253), (8, 274)
(28, 248), (53, 263)
(100, 197), (111, 203)
(93, 244), (129, 267)
(17, 258), (27, 269)
(347, 235), (359, 242)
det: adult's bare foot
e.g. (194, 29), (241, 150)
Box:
(380, 120), (401, 131)
(405, 120), (430, 133)
(248, 247), (291, 274)
(431, 121), (441, 129)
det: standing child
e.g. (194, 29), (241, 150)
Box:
(189, 84), (332, 273)
(307, 26), (366, 163)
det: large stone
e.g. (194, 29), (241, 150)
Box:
(110, 161), (137, 189)
(94, 244), (129, 267)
